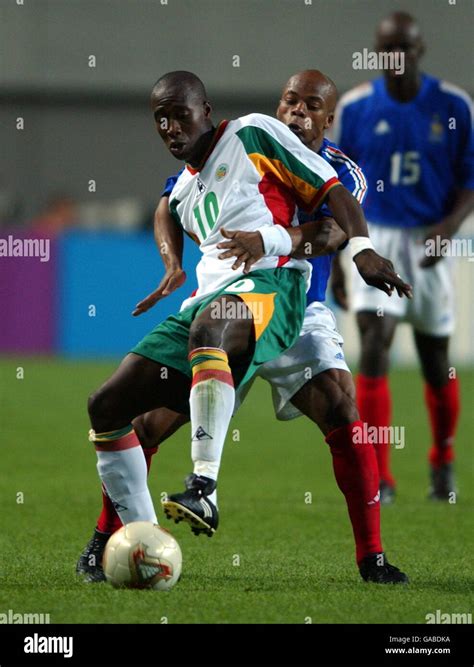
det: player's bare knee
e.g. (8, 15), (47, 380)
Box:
(362, 326), (391, 356)
(333, 396), (358, 426)
(317, 372), (358, 429)
(328, 385), (358, 428)
(414, 332), (450, 387)
(189, 318), (221, 351)
(88, 388), (110, 428)
(88, 386), (121, 431)
(358, 313), (396, 364)
(87, 390), (102, 422)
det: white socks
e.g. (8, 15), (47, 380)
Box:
(92, 427), (158, 525)
(189, 347), (235, 484)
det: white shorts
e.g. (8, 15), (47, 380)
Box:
(352, 224), (455, 336)
(235, 301), (350, 421)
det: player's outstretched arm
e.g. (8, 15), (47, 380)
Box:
(286, 217), (347, 258)
(216, 218), (346, 273)
(326, 186), (413, 299)
(132, 197), (186, 316)
(325, 184), (369, 238)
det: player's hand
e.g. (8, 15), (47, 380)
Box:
(330, 258), (349, 311)
(132, 267), (186, 316)
(354, 249), (413, 298)
(419, 220), (456, 269)
(217, 228), (264, 273)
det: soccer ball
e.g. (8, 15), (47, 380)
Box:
(103, 521), (182, 591)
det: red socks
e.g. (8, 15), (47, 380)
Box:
(425, 377), (459, 468)
(356, 373), (460, 480)
(143, 446), (158, 474)
(356, 374), (394, 487)
(326, 421), (382, 564)
(96, 486), (122, 534)
(96, 445), (158, 534)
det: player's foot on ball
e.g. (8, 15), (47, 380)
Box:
(380, 480), (396, 505)
(162, 473), (218, 537)
(429, 463), (457, 501)
(76, 528), (110, 583)
(359, 553), (409, 584)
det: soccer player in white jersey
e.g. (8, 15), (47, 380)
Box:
(330, 12), (474, 503)
(80, 71), (411, 585)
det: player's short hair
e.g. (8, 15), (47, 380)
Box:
(152, 71), (208, 102)
(378, 10), (422, 38)
(283, 70), (338, 111)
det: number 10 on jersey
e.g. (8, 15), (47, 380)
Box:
(193, 191), (220, 241)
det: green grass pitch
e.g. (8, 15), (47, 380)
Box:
(0, 358), (472, 624)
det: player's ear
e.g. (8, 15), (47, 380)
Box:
(203, 101), (212, 119)
(324, 112), (335, 130)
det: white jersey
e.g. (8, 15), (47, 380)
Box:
(169, 113), (341, 309)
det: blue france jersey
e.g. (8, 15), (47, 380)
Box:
(333, 74), (474, 228)
(162, 170), (183, 197)
(299, 138), (367, 303)
(161, 138), (367, 304)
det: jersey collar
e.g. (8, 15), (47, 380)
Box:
(185, 120), (229, 175)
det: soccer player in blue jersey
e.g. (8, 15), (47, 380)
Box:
(78, 70), (410, 585)
(331, 12), (474, 503)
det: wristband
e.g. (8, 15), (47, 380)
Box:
(349, 236), (375, 260)
(258, 225), (292, 257)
